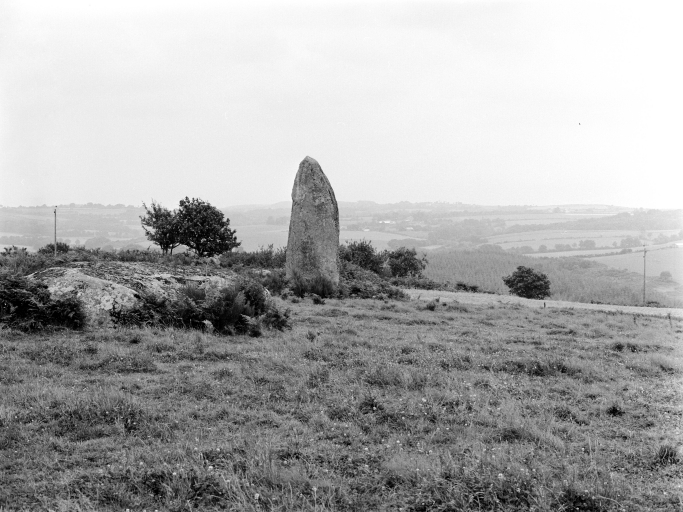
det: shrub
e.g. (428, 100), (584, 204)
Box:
(221, 245), (286, 269)
(289, 270), (337, 298)
(503, 266), (551, 299)
(0, 275), (85, 331)
(203, 288), (254, 335)
(37, 242), (70, 255)
(259, 269), (287, 295)
(339, 240), (386, 274)
(262, 301), (291, 331)
(111, 275), (283, 335)
(386, 247), (427, 278)
(339, 261), (408, 300)
(237, 277), (268, 315)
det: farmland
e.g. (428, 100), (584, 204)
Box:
(486, 230), (680, 253)
(423, 250), (683, 308)
(231, 225), (422, 252)
(594, 247), (682, 282)
(1, 295), (681, 511)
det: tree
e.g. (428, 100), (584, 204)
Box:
(176, 197), (240, 257)
(503, 266), (551, 299)
(578, 240), (596, 250)
(660, 271), (673, 282)
(140, 201), (182, 255)
(386, 247), (427, 278)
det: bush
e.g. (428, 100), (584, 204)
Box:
(111, 277), (290, 335)
(387, 247), (427, 278)
(0, 275), (85, 331)
(289, 270), (337, 299)
(339, 240), (386, 274)
(37, 242), (70, 255)
(259, 269), (287, 295)
(221, 245), (286, 269)
(502, 266), (551, 300)
(262, 301), (291, 331)
(339, 261), (407, 300)
(203, 287), (254, 335)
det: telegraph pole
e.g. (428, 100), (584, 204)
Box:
(54, 207), (57, 257)
(642, 245), (647, 304)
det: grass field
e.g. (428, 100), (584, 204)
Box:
(1, 296), (681, 511)
(595, 248), (682, 283)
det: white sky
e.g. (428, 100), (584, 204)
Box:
(0, 0), (681, 209)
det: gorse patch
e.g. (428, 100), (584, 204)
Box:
(110, 277), (290, 335)
(0, 274), (85, 331)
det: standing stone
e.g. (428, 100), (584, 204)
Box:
(286, 156), (340, 286)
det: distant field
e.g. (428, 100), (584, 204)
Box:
(231, 224), (289, 251)
(595, 247), (682, 282)
(232, 225), (424, 252)
(528, 242), (679, 259)
(340, 230), (422, 250)
(486, 229), (680, 251)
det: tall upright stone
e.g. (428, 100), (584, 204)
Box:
(286, 156), (340, 286)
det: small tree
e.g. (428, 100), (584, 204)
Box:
(140, 201), (182, 255)
(660, 271), (672, 282)
(503, 266), (551, 299)
(387, 247), (427, 278)
(176, 197), (240, 257)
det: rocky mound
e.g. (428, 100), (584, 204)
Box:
(29, 261), (238, 328)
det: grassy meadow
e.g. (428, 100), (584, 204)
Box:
(1, 296), (682, 511)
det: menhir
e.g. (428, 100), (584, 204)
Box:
(285, 156), (340, 288)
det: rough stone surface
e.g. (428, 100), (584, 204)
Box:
(286, 156), (340, 286)
(29, 261), (237, 328)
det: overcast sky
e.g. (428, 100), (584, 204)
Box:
(0, 0), (680, 209)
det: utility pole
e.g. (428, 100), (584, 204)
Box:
(643, 245), (647, 304)
(54, 207), (57, 257)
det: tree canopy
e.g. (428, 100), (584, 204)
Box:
(176, 197), (240, 257)
(502, 266), (551, 300)
(140, 201), (182, 255)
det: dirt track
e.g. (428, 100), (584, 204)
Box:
(404, 289), (683, 319)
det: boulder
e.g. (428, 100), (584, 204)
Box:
(286, 156), (340, 286)
(31, 267), (143, 328)
(29, 261), (237, 328)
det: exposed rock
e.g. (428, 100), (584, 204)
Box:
(29, 261), (237, 328)
(32, 268), (141, 327)
(286, 156), (340, 286)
